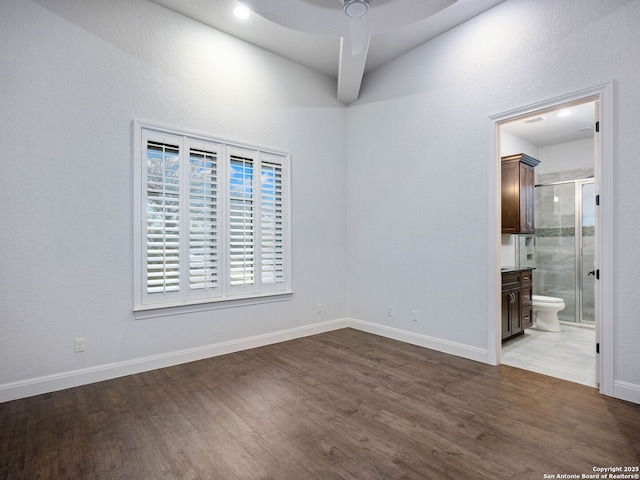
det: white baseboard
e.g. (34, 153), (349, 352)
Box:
(347, 318), (489, 364)
(3, 318), (637, 405)
(612, 380), (640, 405)
(0, 319), (349, 403)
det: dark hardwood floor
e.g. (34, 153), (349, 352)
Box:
(1, 328), (639, 479)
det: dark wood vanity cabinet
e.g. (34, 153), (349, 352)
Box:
(501, 153), (540, 234)
(502, 269), (533, 341)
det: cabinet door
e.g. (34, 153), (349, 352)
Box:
(502, 291), (521, 340)
(501, 292), (512, 339)
(501, 161), (520, 234)
(520, 163), (535, 233)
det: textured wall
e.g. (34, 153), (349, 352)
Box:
(348, 0), (640, 386)
(0, 0), (348, 386)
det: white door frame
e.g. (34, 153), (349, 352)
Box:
(485, 82), (614, 397)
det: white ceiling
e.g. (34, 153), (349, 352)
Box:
(501, 101), (597, 148)
(148, 0), (507, 103)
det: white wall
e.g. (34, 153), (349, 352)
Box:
(347, 0), (640, 393)
(538, 138), (595, 175)
(500, 130), (539, 158)
(0, 0), (348, 397)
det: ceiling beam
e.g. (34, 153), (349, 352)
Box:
(337, 35), (371, 104)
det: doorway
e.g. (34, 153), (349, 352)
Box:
(486, 83), (614, 396)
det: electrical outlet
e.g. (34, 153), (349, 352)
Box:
(387, 306), (393, 316)
(74, 337), (86, 353)
(316, 303), (322, 313)
(412, 310), (418, 322)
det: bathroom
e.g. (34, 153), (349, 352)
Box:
(499, 100), (597, 387)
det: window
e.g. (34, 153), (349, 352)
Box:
(134, 122), (291, 311)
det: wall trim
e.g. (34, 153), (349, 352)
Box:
(0, 319), (349, 403)
(348, 318), (489, 363)
(3, 316), (636, 405)
(612, 381), (640, 405)
(0, 318), (490, 403)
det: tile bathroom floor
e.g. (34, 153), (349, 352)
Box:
(501, 323), (597, 387)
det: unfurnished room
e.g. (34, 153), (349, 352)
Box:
(1, 1), (639, 478)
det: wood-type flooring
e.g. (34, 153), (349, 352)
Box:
(1, 328), (639, 479)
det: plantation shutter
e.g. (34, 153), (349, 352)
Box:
(260, 157), (285, 286)
(188, 141), (220, 298)
(145, 139), (181, 297)
(135, 122), (290, 310)
(229, 151), (256, 292)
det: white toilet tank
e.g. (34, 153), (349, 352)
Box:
(532, 294), (564, 305)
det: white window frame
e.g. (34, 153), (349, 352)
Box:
(133, 121), (292, 314)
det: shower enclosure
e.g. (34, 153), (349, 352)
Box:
(529, 179), (595, 324)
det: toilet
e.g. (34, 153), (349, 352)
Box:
(532, 295), (565, 332)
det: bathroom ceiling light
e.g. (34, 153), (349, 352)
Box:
(342, 0), (369, 18)
(233, 4), (250, 19)
(525, 115), (546, 124)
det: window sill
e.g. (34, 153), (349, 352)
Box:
(133, 291), (293, 320)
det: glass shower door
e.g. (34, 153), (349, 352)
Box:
(533, 179), (595, 324)
(534, 183), (577, 322)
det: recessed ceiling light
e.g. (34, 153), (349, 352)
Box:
(233, 4), (250, 19)
(557, 109), (572, 118)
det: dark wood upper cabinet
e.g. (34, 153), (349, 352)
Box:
(501, 153), (540, 234)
